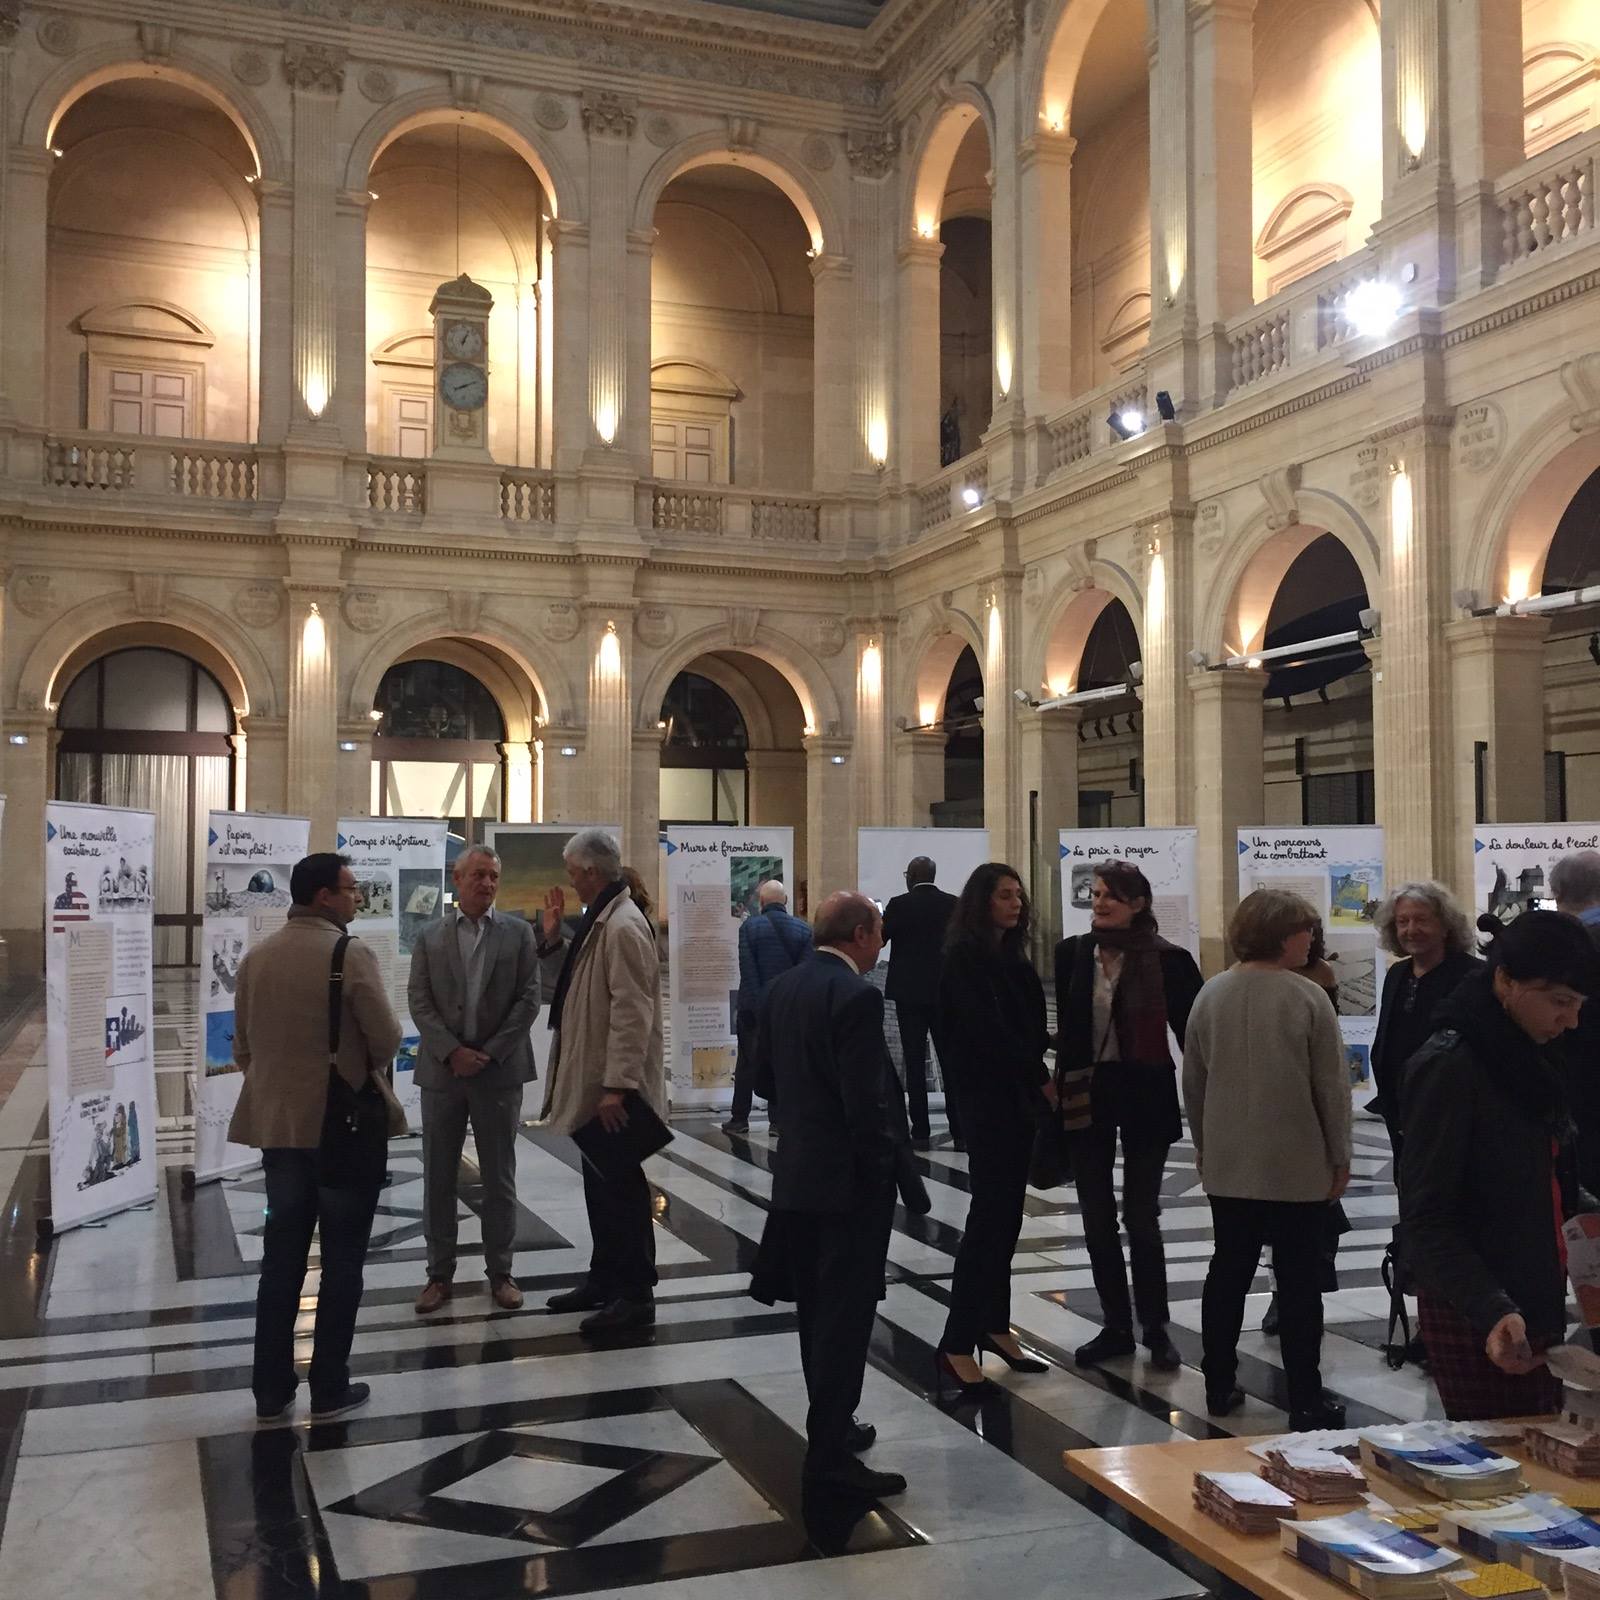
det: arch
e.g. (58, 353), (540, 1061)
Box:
(366, 162), (540, 283)
(344, 93), (579, 224)
(651, 358), (741, 401)
(1200, 491), (1381, 659)
(905, 91), (997, 240)
(1029, 0), (1126, 133)
(78, 300), (217, 347)
(662, 655), (778, 749)
(371, 327), (435, 368)
(632, 136), (835, 256)
(1466, 410), (1600, 605)
(652, 200), (782, 316)
(1099, 289), (1152, 367)
(345, 612), (572, 737)
(1026, 564), (1148, 698)
(900, 610), (985, 728)
(1254, 182), (1355, 257)
(24, 50), (285, 184)
(388, 640), (539, 745)
(633, 622), (844, 740)
(18, 594), (274, 720)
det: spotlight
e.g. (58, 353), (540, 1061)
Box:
(961, 486), (982, 509)
(1108, 409), (1146, 441)
(337, 740), (358, 752)
(1128, 659), (1144, 683)
(1186, 649), (1209, 669)
(559, 745), (578, 757)
(1452, 587), (1479, 612)
(1013, 688), (1034, 705)
(6, 733), (27, 746)
(972, 695), (986, 713)
(1357, 606), (1380, 633)
(1345, 280), (1403, 339)
(829, 754), (846, 765)
(1589, 633), (1600, 669)
(1155, 391), (1176, 422)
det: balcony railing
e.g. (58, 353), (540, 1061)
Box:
(170, 445), (257, 501)
(751, 497), (820, 542)
(1228, 308), (1290, 388)
(653, 485), (723, 534)
(650, 482), (824, 541)
(45, 436), (137, 491)
(1498, 129), (1598, 270)
(500, 468), (556, 524)
(915, 451), (990, 534)
(368, 457), (426, 515)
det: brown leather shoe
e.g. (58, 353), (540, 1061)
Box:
(490, 1274), (524, 1311)
(414, 1278), (453, 1315)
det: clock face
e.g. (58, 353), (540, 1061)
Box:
(443, 320), (484, 360)
(439, 361), (488, 412)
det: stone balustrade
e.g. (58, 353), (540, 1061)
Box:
(499, 468), (556, 525)
(650, 482), (824, 542)
(366, 457), (427, 515)
(1498, 129), (1598, 269)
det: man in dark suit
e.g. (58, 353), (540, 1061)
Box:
(408, 845), (545, 1314)
(881, 856), (961, 1148)
(724, 880), (811, 1135)
(753, 891), (924, 1497)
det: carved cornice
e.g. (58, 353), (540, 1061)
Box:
(283, 40), (347, 94)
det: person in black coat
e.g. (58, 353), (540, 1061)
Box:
(1055, 860), (1202, 1371)
(882, 856), (962, 1148)
(1400, 910), (1600, 1420)
(936, 863), (1057, 1402)
(1369, 880), (1479, 1165)
(1553, 851), (1600, 1196)
(749, 891), (928, 1497)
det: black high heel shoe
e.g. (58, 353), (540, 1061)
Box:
(935, 1350), (1000, 1406)
(978, 1334), (1048, 1373)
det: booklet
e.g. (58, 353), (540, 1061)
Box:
(1440, 1494), (1600, 1586)
(1284, 1511), (1465, 1598)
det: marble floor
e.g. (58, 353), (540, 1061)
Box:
(0, 977), (1439, 1600)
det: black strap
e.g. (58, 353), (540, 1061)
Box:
(328, 934), (351, 1066)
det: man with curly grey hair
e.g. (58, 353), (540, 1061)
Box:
(1370, 880), (1478, 1160)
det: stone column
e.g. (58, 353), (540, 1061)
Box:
(578, 91), (636, 494)
(628, 724), (663, 903)
(1017, 130), (1075, 429)
(336, 722), (373, 826)
(583, 604), (633, 852)
(1446, 0), (1525, 289)
(1019, 705), (1081, 963)
(241, 715), (289, 816)
(893, 728), (947, 826)
(1139, 511), (1196, 826)
(541, 733), (586, 823)
(333, 188), (370, 454)
(895, 237), (944, 486)
(804, 733), (853, 905)
(285, 582), (341, 844)
(1372, 422), (1454, 886)
(851, 624), (889, 834)
(846, 141), (894, 487)
(983, 574), (1023, 865)
(1192, 667), (1266, 973)
(0, 7), (21, 433)
(548, 219), (591, 475)
(623, 225), (654, 468)
(811, 253), (855, 494)
(255, 178), (295, 449)
(1447, 613), (1549, 891)
(0, 707), (51, 968)
(0, 144), (50, 472)
(503, 739), (536, 824)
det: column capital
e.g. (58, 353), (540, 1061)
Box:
(580, 89), (637, 141)
(547, 217), (589, 248)
(282, 40), (346, 95)
(803, 732), (852, 760)
(808, 251), (852, 282)
(1189, 665), (1267, 700)
(896, 236), (945, 268)
(336, 187), (375, 215)
(8, 145), (53, 180)
(1444, 612), (1550, 658)
(1019, 129), (1077, 169)
(626, 226), (657, 253)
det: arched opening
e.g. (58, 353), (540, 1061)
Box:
(935, 123), (994, 465)
(1064, 0), (1152, 392)
(1251, 0), (1381, 302)
(1069, 599), (1145, 827)
(365, 121), (549, 464)
(658, 651), (810, 903)
(1522, 1), (1600, 155)
(47, 79), (259, 442)
(1534, 463), (1600, 819)
(939, 645), (985, 826)
(371, 656), (522, 842)
(650, 165), (815, 490)
(56, 646), (238, 966)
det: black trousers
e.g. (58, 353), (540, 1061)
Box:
(895, 1003), (962, 1143)
(581, 1151), (658, 1302)
(790, 1187), (895, 1471)
(729, 1008), (773, 1124)
(253, 1148), (380, 1408)
(1071, 1121), (1171, 1335)
(942, 1111), (1032, 1352)
(1202, 1194), (1326, 1414)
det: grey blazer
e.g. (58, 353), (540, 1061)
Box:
(407, 912), (544, 1090)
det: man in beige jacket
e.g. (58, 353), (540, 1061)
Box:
(228, 852), (402, 1423)
(535, 827), (665, 1336)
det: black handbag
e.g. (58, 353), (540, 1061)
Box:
(317, 935), (389, 1190)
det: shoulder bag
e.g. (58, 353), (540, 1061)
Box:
(317, 935), (397, 1189)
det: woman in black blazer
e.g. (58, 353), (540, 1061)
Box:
(1055, 860), (1202, 1371)
(936, 863), (1056, 1402)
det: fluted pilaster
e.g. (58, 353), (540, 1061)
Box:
(286, 583), (341, 841)
(1139, 510), (1196, 826)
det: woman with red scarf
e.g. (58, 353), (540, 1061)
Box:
(1055, 860), (1203, 1371)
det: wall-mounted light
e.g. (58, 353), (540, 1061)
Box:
(1187, 649), (1210, 670)
(866, 413), (888, 470)
(49, 147), (64, 159)
(1108, 409), (1146, 441)
(1345, 280), (1403, 339)
(961, 486), (982, 509)
(598, 620), (622, 678)
(594, 399), (618, 447)
(6, 733), (28, 746)
(829, 754), (846, 766)
(301, 369), (330, 419)
(1155, 391), (1177, 422)
(369, 708), (383, 722)
(368, 189), (380, 201)
(338, 740), (358, 752)
(559, 745), (578, 758)
(302, 600), (326, 661)
(994, 336), (1012, 400)
(860, 641), (882, 696)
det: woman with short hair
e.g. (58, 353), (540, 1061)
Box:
(1055, 859), (1203, 1371)
(1183, 889), (1352, 1430)
(1401, 910), (1600, 1420)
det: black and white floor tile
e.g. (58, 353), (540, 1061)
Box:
(0, 979), (1440, 1600)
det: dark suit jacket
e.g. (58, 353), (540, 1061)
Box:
(1562, 919), (1600, 1193)
(882, 883), (958, 1008)
(407, 910), (544, 1091)
(756, 951), (910, 1214)
(1369, 948), (1478, 1136)
(1053, 933), (1202, 1142)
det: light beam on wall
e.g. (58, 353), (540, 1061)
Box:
(302, 601), (326, 661)
(860, 640), (882, 697)
(1148, 548), (1166, 628)
(594, 396), (618, 447)
(995, 334), (1013, 400)
(598, 620), (622, 677)
(302, 370), (330, 419)
(866, 413), (889, 469)
(1389, 466), (1413, 563)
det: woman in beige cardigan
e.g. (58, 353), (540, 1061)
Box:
(1182, 888), (1351, 1432)
(535, 827), (666, 1335)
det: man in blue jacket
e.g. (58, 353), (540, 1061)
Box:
(724, 880), (811, 1135)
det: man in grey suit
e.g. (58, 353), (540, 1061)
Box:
(408, 844), (544, 1313)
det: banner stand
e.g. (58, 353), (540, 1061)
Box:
(1059, 828), (1201, 960)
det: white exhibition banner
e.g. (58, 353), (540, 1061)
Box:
(1058, 828), (1200, 961)
(857, 827), (990, 920)
(482, 821), (621, 1084)
(193, 811), (309, 1183)
(1238, 825), (1384, 1084)
(44, 801), (158, 1232)
(336, 817), (449, 1129)
(1473, 823), (1600, 926)
(664, 825), (794, 1105)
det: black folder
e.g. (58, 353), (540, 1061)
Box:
(570, 1091), (672, 1178)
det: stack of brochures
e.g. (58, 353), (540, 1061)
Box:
(1438, 1494), (1600, 1587)
(1523, 1422), (1600, 1478)
(1192, 1470), (1297, 1533)
(1566, 1387), (1600, 1436)
(1562, 1546), (1600, 1599)
(1260, 1446), (1368, 1502)
(1437, 1565), (1549, 1599)
(1360, 1426), (1526, 1500)
(1283, 1511), (1467, 1597)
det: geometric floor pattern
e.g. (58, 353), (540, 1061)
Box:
(0, 975), (1443, 1600)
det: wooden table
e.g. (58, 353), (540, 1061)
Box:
(1064, 1426), (1585, 1600)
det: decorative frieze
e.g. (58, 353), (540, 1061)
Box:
(1197, 502), (1227, 560)
(283, 41), (347, 95)
(809, 617), (846, 658)
(1349, 442), (1388, 511)
(643, 113), (678, 149)
(580, 90), (637, 140)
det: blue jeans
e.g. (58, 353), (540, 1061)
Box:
(252, 1149), (380, 1408)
